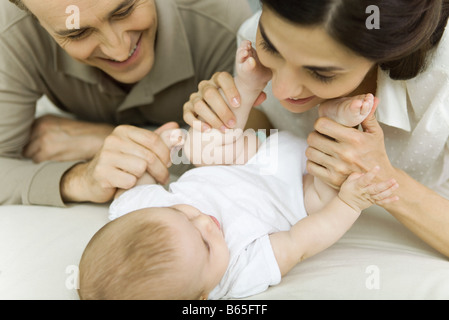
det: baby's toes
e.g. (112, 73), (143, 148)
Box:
(236, 40), (252, 61)
(347, 96), (364, 115)
(161, 129), (185, 149)
(360, 94), (375, 116)
(236, 46), (250, 64)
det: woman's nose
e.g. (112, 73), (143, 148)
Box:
(271, 67), (304, 99)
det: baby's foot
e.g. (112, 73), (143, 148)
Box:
(160, 128), (185, 149)
(319, 94), (375, 127)
(235, 40), (272, 92)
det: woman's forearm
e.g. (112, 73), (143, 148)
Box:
(383, 167), (449, 258)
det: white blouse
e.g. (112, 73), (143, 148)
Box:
(238, 12), (449, 199)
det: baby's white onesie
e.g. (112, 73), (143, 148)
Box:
(109, 132), (309, 299)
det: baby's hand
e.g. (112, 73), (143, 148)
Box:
(338, 166), (399, 212)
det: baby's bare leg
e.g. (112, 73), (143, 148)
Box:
(232, 40), (272, 130)
(318, 94), (375, 127)
(183, 40), (271, 166)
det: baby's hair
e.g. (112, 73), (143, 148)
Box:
(78, 210), (181, 300)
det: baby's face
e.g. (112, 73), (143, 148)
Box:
(146, 204), (230, 299)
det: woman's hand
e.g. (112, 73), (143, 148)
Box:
(23, 115), (114, 162)
(306, 104), (395, 189)
(183, 71), (267, 132)
(60, 122), (178, 203)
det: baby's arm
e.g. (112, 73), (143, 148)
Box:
(270, 167), (399, 276)
(183, 41), (271, 166)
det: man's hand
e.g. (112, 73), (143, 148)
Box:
(60, 122), (179, 203)
(23, 115), (114, 162)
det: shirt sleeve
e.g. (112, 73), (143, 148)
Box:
(109, 185), (174, 220)
(0, 15), (81, 207)
(226, 235), (281, 299)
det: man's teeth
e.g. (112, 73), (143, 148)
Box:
(111, 45), (137, 62)
(128, 44), (137, 57)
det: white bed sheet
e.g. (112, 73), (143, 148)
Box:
(1, 203), (448, 300)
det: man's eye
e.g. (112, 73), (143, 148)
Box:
(67, 29), (91, 41)
(115, 5), (135, 18)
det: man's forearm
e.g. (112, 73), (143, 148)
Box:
(60, 161), (115, 204)
(0, 157), (80, 207)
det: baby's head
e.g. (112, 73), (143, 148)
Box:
(78, 204), (229, 300)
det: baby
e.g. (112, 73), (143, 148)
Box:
(78, 41), (399, 300)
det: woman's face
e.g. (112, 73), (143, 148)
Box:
(24, 0), (157, 84)
(256, 7), (376, 113)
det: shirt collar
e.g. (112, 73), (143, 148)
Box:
(119, 0), (195, 110)
(375, 68), (412, 132)
(149, 0), (195, 92)
(376, 19), (449, 133)
(54, 45), (102, 85)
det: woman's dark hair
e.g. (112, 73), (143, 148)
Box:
(261, 0), (449, 80)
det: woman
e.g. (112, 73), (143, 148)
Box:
(183, 0), (449, 257)
(0, 0), (251, 206)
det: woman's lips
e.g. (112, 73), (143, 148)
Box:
(285, 96), (316, 105)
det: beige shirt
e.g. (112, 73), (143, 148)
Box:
(0, 0), (251, 206)
(239, 12), (449, 199)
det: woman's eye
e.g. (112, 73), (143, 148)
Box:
(259, 39), (279, 55)
(311, 71), (336, 84)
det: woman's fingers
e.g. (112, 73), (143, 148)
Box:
(184, 72), (242, 131)
(193, 95), (225, 130)
(184, 88), (230, 131)
(306, 142), (355, 188)
(306, 160), (340, 190)
(210, 71), (241, 108)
